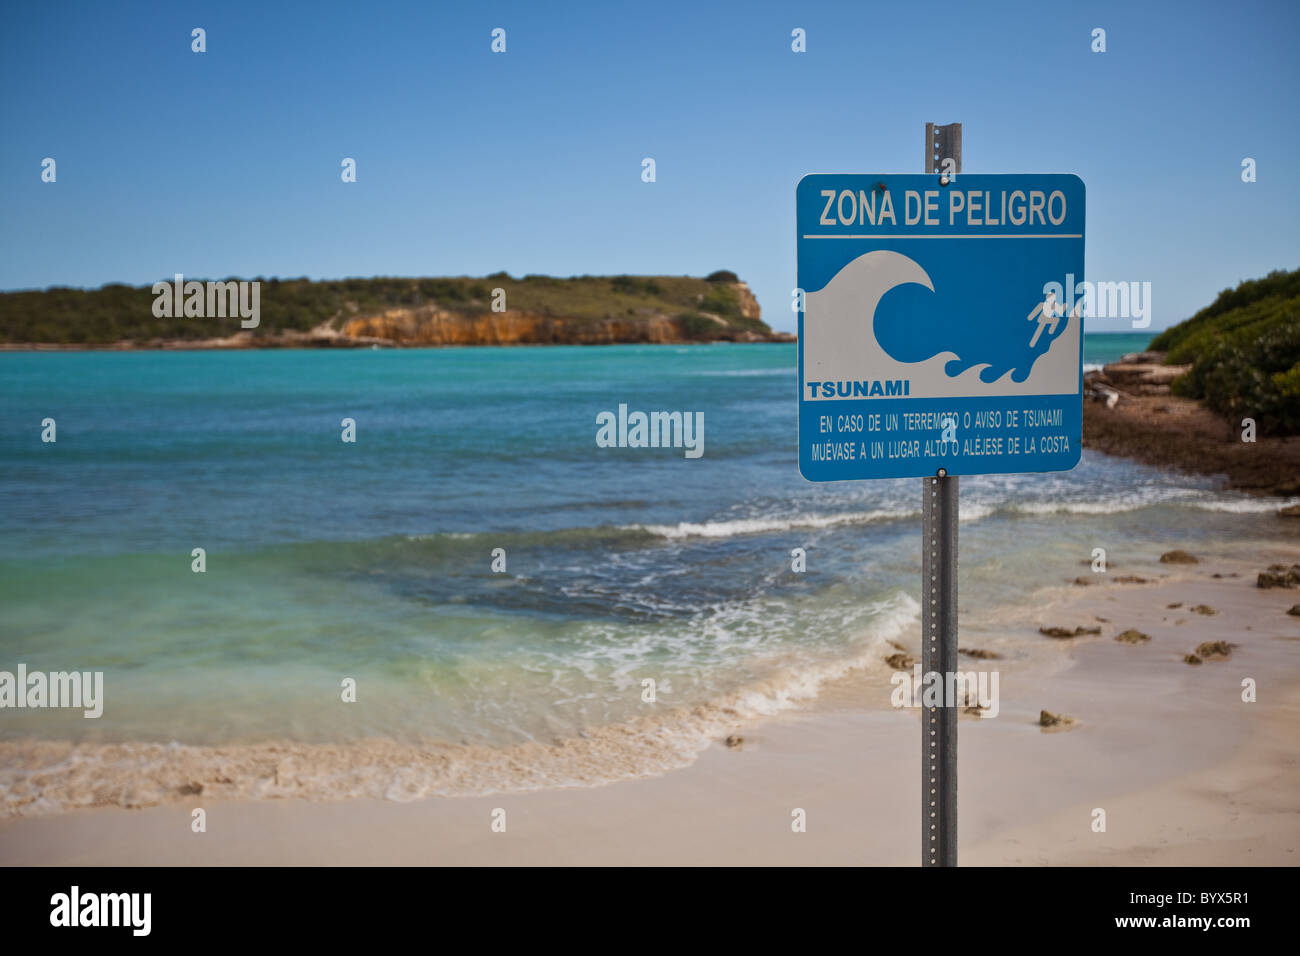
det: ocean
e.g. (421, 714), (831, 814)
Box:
(1081, 330), (1160, 369)
(1, 334), (1293, 812)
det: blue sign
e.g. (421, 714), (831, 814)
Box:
(797, 173), (1085, 481)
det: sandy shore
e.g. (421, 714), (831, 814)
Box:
(3, 547), (1297, 866)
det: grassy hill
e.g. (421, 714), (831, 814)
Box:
(0, 271), (773, 345)
(1149, 268), (1300, 435)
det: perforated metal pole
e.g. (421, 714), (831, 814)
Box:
(925, 123), (961, 181)
(922, 122), (961, 867)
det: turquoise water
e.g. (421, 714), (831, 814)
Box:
(1082, 331), (1159, 367)
(1, 339), (1293, 807)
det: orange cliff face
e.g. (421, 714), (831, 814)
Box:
(734, 282), (762, 322)
(342, 308), (683, 345)
(339, 282), (786, 346)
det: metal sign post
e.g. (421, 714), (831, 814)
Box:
(922, 122), (960, 868)
(794, 124), (1085, 868)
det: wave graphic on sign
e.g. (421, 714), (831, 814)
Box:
(803, 250), (1080, 398)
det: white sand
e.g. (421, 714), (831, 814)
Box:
(3, 550), (1297, 866)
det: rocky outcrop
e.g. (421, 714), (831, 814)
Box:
(1114, 629), (1151, 644)
(1192, 640), (1236, 661)
(1098, 352), (1192, 394)
(1083, 352), (1300, 496)
(1258, 564), (1300, 589)
(1038, 625), (1102, 638)
(336, 281), (788, 347)
(1038, 710), (1077, 730)
(733, 283), (762, 322)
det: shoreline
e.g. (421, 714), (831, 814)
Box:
(1083, 351), (1300, 496)
(0, 335), (797, 352)
(3, 547), (1296, 865)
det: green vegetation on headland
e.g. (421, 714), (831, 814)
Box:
(0, 272), (785, 346)
(1150, 268), (1300, 435)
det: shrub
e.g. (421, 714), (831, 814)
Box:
(700, 283), (741, 319)
(675, 312), (722, 339)
(1156, 268), (1300, 435)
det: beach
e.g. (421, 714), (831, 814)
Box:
(3, 545), (1296, 866)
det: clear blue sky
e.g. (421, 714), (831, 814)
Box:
(1, 0), (1296, 332)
